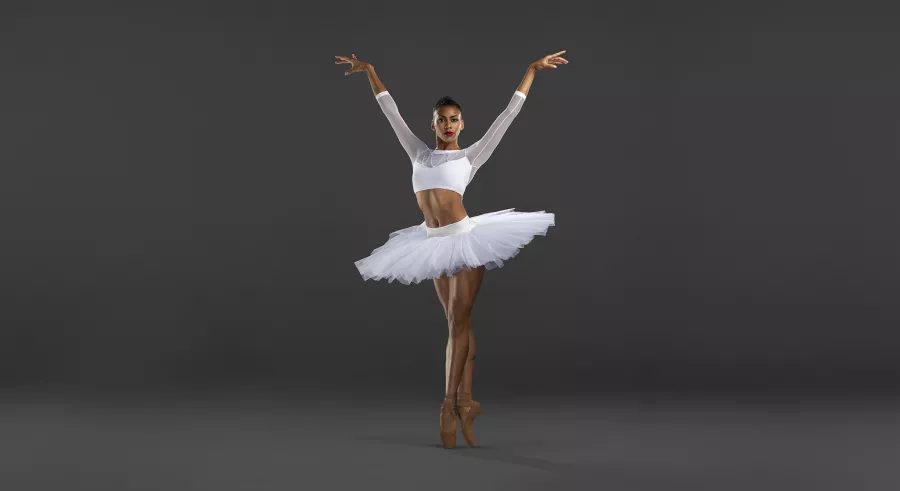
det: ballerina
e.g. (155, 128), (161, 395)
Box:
(335, 50), (568, 449)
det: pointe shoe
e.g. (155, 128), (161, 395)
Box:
(456, 392), (482, 447)
(439, 398), (457, 449)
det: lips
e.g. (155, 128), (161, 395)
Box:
(444, 132), (454, 136)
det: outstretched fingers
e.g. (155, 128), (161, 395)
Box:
(334, 54), (365, 75)
(540, 50), (568, 69)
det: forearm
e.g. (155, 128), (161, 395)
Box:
(516, 64), (537, 96)
(375, 86), (427, 161)
(364, 64), (387, 96)
(466, 90), (526, 169)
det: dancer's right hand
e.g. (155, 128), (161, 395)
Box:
(334, 54), (370, 75)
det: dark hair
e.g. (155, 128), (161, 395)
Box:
(434, 96), (461, 113)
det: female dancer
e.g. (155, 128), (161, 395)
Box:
(335, 51), (568, 449)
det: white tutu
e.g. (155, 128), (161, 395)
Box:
(355, 208), (555, 285)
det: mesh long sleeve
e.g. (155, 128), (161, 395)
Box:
(465, 91), (527, 175)
(376, 91), (428, 162)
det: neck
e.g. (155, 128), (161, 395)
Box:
(435, 141), (462, 151)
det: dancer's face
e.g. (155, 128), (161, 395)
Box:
(431, 106), (464, 144)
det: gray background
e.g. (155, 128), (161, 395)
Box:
(1, 0), (898, 399)
(4, 2), (900, 490)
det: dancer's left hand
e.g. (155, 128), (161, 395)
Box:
(531, 51), (569, 71)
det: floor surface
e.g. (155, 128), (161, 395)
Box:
(2, 391), (897, 490)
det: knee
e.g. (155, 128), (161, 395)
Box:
(447, 307), (471, 335)
(448, 317), (469, 337)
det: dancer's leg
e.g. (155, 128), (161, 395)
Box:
(445, 266), (485, 400)
(433, 275), (452, 391)
(459, 329), (475, 395)
(435, 273), (478, 396)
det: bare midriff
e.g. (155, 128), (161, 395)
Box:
(416, 188), (468, 228)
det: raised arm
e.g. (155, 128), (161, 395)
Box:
(465, 91), (527, 171)
(335, 54), (427, 162)
(466, 50), (569, 172)
(374, 90), (428, 162)
(514, 50), (567, 96)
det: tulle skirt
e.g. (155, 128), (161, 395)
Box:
(355, 208), (555, 285)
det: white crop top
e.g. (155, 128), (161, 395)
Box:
(375, 90), (526, 197)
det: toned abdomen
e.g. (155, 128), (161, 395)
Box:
(416, 189), (468, 228)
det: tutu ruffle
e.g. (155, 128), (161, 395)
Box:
(355, 208), (555, 285)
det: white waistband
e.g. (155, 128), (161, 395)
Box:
(425, 216), (475, 237)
